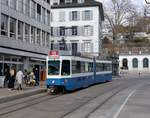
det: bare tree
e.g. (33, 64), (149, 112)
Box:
(104, 0), (137, 42)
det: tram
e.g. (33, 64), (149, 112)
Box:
(45, 50), (112, 93)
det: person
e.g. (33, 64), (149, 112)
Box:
(28, 71), (36, 86)
(23, 69), (28, 85)
(34, 68), (39, 86)
(4, 69), (10, 88)
(139, 72), (141, 77)
(8, 67), (16, 90)
(16, 70), (24, 90)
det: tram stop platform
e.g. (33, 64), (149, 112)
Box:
(0, 81), (47, 104)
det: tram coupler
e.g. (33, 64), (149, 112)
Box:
(47, 86), (58, 95)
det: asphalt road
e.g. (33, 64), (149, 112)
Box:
(0, 75), (150, 118)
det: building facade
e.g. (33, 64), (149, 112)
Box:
(119, 54), (150, 73)
(50, 0), (104, 56)
(0, 0), (51, 77)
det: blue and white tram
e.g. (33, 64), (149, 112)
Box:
(45, 55), (112, 93)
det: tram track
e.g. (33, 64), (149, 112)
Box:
(0, 93), (63, 116)
(0, 79), (141, 118)
(61, 79), (140, 118)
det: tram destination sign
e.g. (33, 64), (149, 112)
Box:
(49, 50), (59, 59)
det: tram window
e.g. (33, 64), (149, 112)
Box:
(88, 62), (93, 72)
(81, 61), (85, 73)
(85, 62), (89, 72)
(61, 60), (70, 76)
(72, 61), (81, 74)
(96, 63), (103, 72)
(48, 61), (60, 75)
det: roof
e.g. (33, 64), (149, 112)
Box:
(51, 0), (104, 21)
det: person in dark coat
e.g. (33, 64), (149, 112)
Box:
(8, 67), (16, 90)
(34, 68), (39, 86)
(4, 70), (10, 88)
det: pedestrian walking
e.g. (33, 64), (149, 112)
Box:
(16, 70), (24, 90)
(8, 67), (16, 90)
(139, 72), (141, 77)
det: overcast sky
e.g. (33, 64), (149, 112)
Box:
(96, 0), (146, 12)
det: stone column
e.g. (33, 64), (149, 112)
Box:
(23, 57), (29, 70)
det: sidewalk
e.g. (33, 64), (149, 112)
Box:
(0, 81), (47, 104)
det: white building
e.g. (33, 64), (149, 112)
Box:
(50, 0), (104, 56)
(119, 54), (150, 73)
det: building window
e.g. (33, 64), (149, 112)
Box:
(132, 58), (138, 68)
(18, 21), (23, 40)
(53, 0), (59, 5)
(122, 58), (128, 69)
(143, 58), (149, 68)
(46, 33), (50, 47)
(18, 0), (24, 13)
(1, 0), (9, 6)
(42, 31), (46, 46)
(25, 24), (30, 43)
(83, 25), (93, 36)
(31, 0), (36, 19)
(47, 10), (50, 26)
(60, 27), (65, 36)
(37, 4), (41, 22)
(59, 12), (65, 22)
(78, 0), (84, 3)
(37, 29), (41, 45)
(65, 0), (72, 4)
(25, 0), (30, 16)
(1, 14), (8, 36)
(10, 0), (17, 10)
(51, 27), (53, 36)
(83, 10), (93, 20)
(70, 11), (79, 21)
(31, 26), (36, 44)
(83, 42), (92, 52)
(42, 7), (46, 24)
(47, 0), (50, 4)
(9, 17), (16, 38)
(72, 26), (78, 36)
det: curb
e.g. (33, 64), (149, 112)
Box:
(0, 88), (47, 104)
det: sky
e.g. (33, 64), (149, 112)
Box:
(96, 0), (146, 12)
(96, 0), (145, 6)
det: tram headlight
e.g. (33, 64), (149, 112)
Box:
(52, 80), (55, 84)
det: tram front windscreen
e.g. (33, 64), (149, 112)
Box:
(48, 60), (60, 75)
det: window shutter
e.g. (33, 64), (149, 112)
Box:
(77, 11), (80, 20)
(82, 11), (85, 20)
(69, 11), (72, 21)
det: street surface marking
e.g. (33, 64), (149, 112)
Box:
(113, 90), (136, 118)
